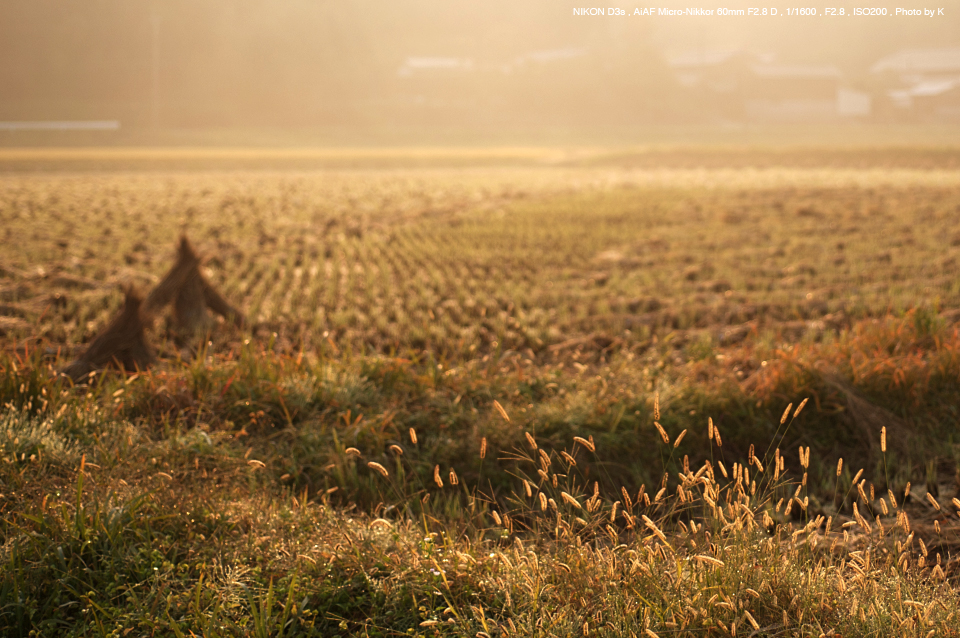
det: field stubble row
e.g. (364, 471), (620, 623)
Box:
(2, 167), (960, 360)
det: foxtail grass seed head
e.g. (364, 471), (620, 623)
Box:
(573, 436), (595, 452)
(890, 489), (899, 509)
(673, 429), (687, 448)
(480, 437), (487, 459)
(561, 451), (577, 466)
(642, 515), (668, 544)
(837, 458), (843, 477)
(718, 461), (728, 478)
(389, 444), (403, 455)
(367, 462), (388, 477)
(953, 497), (960, 510)
(345, 447), (361, 457)
(610, 501), (619, 522)
(781, 403), (793, 424)
(539, 492), (548, 511)
(525, 431), (537, 450)
(693, 554), (724, 567)
(538, 448), (551, 467)
(561, 492), (582, 509)
(904, 481), (911, 500)
(449, 469), (459, 485)
(654, 421), (669, 444)
(523, 479), (532, 498)
(493, 400), (510, 422)
(433, 464), (444, 488)
(793, 398), (808, 418)
(853, 468), (864, 485)
(654, 391), (660, 420)
(491, 510), (502, 526)
(714, 427), (722, 447)
(408, 428), (418, 444)
(926, 492), (941, 511)
(707, 417), (714, 441)
(881, 426), (887, 453)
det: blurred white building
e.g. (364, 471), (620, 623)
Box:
(872, 48), (960, 121)
(667, 49), (870, 121)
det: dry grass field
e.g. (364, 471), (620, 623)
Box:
(2, 147), (960, 636)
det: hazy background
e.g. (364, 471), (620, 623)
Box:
(2, 0), (960, 145)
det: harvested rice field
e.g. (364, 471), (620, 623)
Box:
(3, 149), (960, 356)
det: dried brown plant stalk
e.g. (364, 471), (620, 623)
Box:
(145, 236), (245, 340)
(62, 287), (154, 381)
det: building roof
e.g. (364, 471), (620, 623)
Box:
(871, 48), (960, 74)
(668, 49), (741, 68)
(667, 49), (775, 69)
(521, 47), (587, 64)
(889, 79), (960, 100)
(750, 64), (841, 79)
(397, 57), (474, 77)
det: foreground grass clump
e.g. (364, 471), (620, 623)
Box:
(2, 332), (960, 636)
(1, 401), (958, 636)
(9, 308), (960, 517)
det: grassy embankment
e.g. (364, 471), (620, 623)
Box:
(2, 147), (960, 635)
